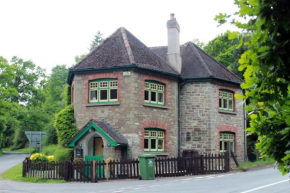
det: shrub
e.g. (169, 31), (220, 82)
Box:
(11, 129), (27, 150)
(54, 147), (73, 162)
(42, 145), (58, 156)
(73, 158), (85, 164)
(47, 155), (55, 162)
(54, 105), (77, 146)
(30, 153), (48, 163)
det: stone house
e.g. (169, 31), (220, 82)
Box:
(66, 14), (245, 164)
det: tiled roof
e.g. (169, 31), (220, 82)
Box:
(150, 42), (243, 83)
(70, 27), (179, 76)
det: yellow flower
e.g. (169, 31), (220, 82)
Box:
(47, 155), (54, 162)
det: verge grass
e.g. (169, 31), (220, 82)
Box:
(1, 163), (66, 183)
(236, 158), (275, 171)
(2, 147), (37, 154)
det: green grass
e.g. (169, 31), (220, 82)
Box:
(1, 163), (66, 183)
(236, 158), (275, 171)
(2, 147), (37, 154)
(0, 150), (3, 156)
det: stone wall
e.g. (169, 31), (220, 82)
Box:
(180, 81), (244, 164)
(72, 69), (179, 159)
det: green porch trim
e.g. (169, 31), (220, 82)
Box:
(67, 121), (119, 148)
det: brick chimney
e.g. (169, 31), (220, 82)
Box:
(166, 13), (182, 73)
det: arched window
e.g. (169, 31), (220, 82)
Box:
(219, 90), (234, 112)
(220, 132), (235, 153)
(89, 79), (118, 103)
(144, 129), (165, 152)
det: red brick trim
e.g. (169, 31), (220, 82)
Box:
(84, 72), (123, 103)
(141, 75), (170, 106)
(217, 125), (237, 152)
(141, 121), (169, 152)
(217, 85), (238, 112)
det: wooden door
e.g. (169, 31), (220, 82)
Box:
(94, 137), (103, 156)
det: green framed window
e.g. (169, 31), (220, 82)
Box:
(220, 132), (234, 153)
(144, 129), (165, 152)
(89, 79), (118, 103)
(219, 90), (234, 111)
(144, 81), (165, 105)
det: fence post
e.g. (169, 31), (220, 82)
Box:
(225, 151), (230, 172)
(22, 159), (26, 177)
(200, 155), (204, 174)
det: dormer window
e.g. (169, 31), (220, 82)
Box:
(89, 79), (118, 103)
(144, 81), (165, 106)
(219, 90), (234, 112)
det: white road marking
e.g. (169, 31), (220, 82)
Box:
(240, 179), (289, 193)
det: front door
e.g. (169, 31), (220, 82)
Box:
(94, 137), (103, 156)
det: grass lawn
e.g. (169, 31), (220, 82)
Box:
(2, 147), (37, 154)
(236, 158), (275, 171)
(1, 163), (66, 183)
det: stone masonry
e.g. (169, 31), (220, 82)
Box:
(180, 81), (244, 164)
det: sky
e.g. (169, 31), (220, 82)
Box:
(0, 0), (239, 75)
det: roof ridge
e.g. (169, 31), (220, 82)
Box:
(192, 42), (244, 82)
(188, 42), (213, 77)
(120, 27), (135, 64)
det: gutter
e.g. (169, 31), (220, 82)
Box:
(67, 64), (181, 84)
(178, 79), (186, 157)
(183, 77), (242, 86)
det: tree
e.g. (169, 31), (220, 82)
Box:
(74, 31), (103, 63)
(203, 31), (247, 79)
(216, 0), (290, 174)
(192, 38), (205, 49)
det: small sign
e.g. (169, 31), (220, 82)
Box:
(123, 71), (131, 76)
(75, 149), (83, 158)
(148, 159), (154, 167)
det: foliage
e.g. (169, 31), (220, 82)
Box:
(204, 31), (247, 79)
(89, 31), (104, 51)
(42, 145), (58, 156)
(43, 122), (58, 146)
(54, 147), (74, 162)
(192, 38), (205, 49)
(75, 54), (86, 63)
(73, 158), (85, 164)
(216, 0), (290, 174)
(54, 105), (77, 145)
(30, 153), (48, 163)
(1, 163), (66, 183)
(47, 155), (54, 162)
(64, 85), (71, 106)
(11, 129), (27, 150)
(236, 158), (275, 171)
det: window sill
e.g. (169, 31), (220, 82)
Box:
(218, 110), (236, 115)
(143, 104), (169, 109)
(144, 152), (169, 156)
(86, 102), (120, 107)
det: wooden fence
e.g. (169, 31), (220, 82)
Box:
(22, 152), (229, 183)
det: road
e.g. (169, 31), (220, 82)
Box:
(0, 154), (289, 193)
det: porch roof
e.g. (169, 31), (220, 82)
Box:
(66, 119), (128, 148)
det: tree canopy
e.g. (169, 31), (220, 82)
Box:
(216, 0), (290, 174)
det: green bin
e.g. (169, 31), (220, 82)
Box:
(138, 154), (156, 180)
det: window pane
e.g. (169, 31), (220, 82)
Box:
(158, 93), (164, 103)
(110, 81), (118, 87)
(90, 82), (98, 89)
(144, 139), (149, 149)
(110, 89), (117, 100)
(100, 90), (108, 100)
(229, 100), (233, 110)
(220, 141), (223, 151)
(151, 84), (157, 90)
(90, 90), (98, 101)
(219, 98), (222, 108)
(145, 82), (150, 89)
(158, 131), (164, 138)
(151, 92), (156, 102)
(158, 85), (164, 91)
(230, 142), (234, 152)
(158, 139), (164, 150)
(151, 131), (157, 137)
(145, 90), (149, 101)
(151, 139), (156, 149)
(100, 81), (108, 88)
(224, 141), (228, 151)
(223, 99), (227, 108)
(145, 130), (149, 137)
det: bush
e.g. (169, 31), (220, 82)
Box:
(47, 155), (54, 162)
(54, 147), (73, 162)
(42, 145), (58, 156)
(43, 122), (58, 146)
(73, 158), (84, 164)
(30, 153), (48, 163)
(54, 105), (77, 145)
(11, 129), (27, 150)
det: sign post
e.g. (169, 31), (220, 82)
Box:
(25, 131), (46, 155)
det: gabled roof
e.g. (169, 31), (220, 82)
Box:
(70, 27), (179, 76)
(67, 119), (128, 147)
(150, 42), (243, 84)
